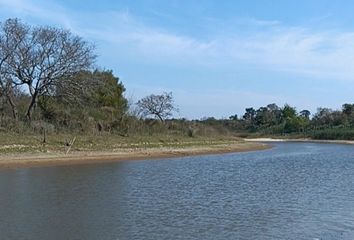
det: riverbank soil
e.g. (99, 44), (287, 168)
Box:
(0, 133), (270, 169)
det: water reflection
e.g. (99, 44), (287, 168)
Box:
(1, 143), (354, 239)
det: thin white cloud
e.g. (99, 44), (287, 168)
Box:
(2, 0), (354, 118)
(2, 0), (354, 81)
(76, 11), (354, 81)
(0, 0), (76, 30)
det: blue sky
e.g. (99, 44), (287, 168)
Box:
(1, 0), (354, 119)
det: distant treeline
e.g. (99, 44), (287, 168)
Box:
(200, 103), (354, 140)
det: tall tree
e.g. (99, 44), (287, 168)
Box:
(267, 103), (282, 124)
(0, 19), (25, 120)
(299, 110), (311, 120)
(342, 103), (354, 125)
(38, 70), (128, 127)
(282, 104), (297, 119)
(91, 70), (127, 113)
(243, 107), (256, 122)
(342, 103), (354, 116)
(0, 18), (96, 120)
(255, 107), (271, 125)
(313, 108), (333, 126)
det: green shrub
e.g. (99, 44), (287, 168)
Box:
(311, 128), (354, 140)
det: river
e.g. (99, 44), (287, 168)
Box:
(1, 142), (354, 239)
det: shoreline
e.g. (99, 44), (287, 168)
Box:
(3, 137), (354, 170)
(245, 138), (354, 145)
(0, 142), (270, 169)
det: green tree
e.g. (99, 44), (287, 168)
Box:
(267, 103), (282, 124)
(342, 103), (354, 116)
(38, 70), (127, 131)
(342, 103), (354, 125)
(282, 104), (297, 119)
(299, 110), (311, 120)
(284, 116), (302, 133)
(255, 107), (272, 126)
(313, 108), (333, 126)
(243, 107), (256, 122)
(229, 114), (238, 120)
(91, 70), (127, 114)
(281, 104), (299, 133)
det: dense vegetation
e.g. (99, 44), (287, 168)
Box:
(1, 18), (354, 144)
(0, 18), (237, 146)
(216, 103), (354, 140)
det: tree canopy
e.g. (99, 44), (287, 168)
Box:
(0, 18), (96, 120)
(137, 92), (178, 122)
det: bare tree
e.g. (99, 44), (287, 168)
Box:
(0, 18), (96, 120)
(0, 19), (26, 120)
(137, 92), (177, 122)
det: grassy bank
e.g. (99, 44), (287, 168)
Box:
(0, 132), (247, 154)
(0, 133), (270, 168)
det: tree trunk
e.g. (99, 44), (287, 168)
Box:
(156, 114), (164, 122)
(26, 93), (37, 121)
(5, 83), (18, 121)
(42, 127), (46, 143)
(7, 95), (18, 121)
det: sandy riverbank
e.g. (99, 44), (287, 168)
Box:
(0, 142), (270, 169)
(245, 138), (354, 145)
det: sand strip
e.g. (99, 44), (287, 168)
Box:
(245, 138), (354, 145)
(0, 142), (270, 169)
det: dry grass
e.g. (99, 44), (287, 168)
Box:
(0, 132), (244, 155)
(0, 133), (272, 169)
